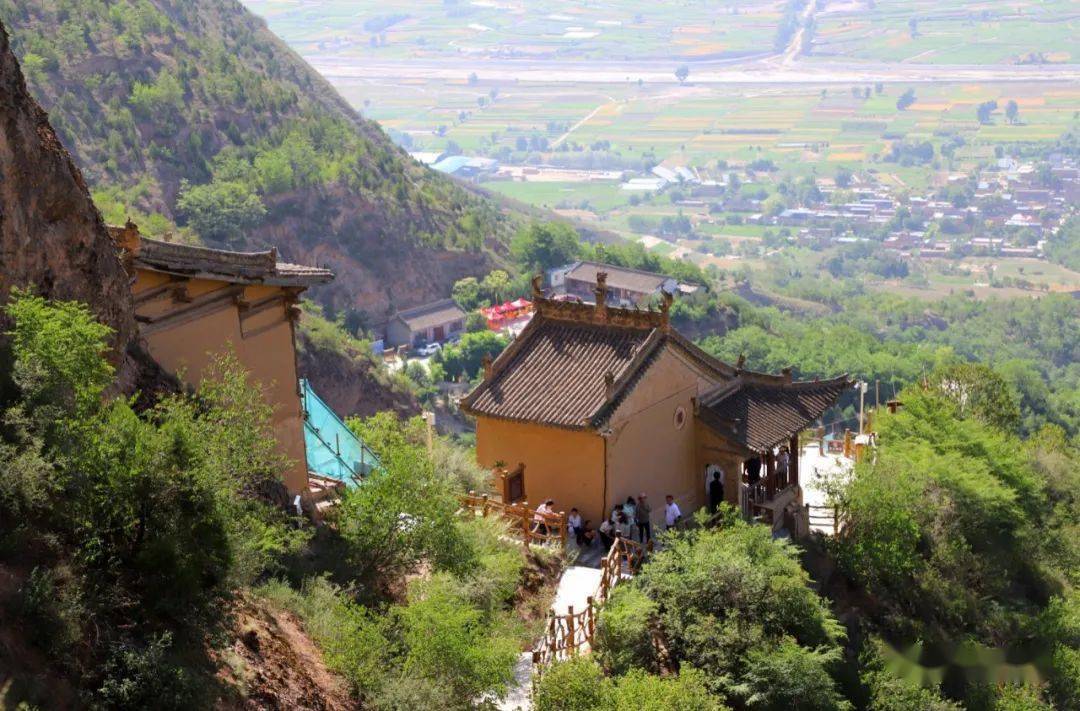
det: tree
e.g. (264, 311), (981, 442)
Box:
(896, 88), (916, 111)
(481, 269), (512, 304)
(976, 99), (998, 124)
(509, 221), (582, 273)
(435, 331), (509, 380)
(835, 166), (853, 188)
(675, 65), (690, 83)
(599, 517), (847, 708)
(176, 179), (266, 244)
(451, 277), (484, 310)
(1005, 99), (1020, 124)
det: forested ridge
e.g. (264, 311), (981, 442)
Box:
(0, 0), (515, 315)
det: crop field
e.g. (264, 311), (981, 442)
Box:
(341, 76), (1080, 179)
(808, 0), (1079, 65)
(245, 0), (783, 62)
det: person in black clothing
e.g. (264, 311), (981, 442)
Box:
(708, 470), (724, 513)
(745, 456), (762, 484)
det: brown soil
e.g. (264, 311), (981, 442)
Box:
(513, 548), (564, 649)
(213, 595), (356, 711)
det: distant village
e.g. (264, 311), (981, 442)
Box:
(411, 147), (1080, 265)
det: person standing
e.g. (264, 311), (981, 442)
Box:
(709, 470), (724, 513)
(777, 447), (791, 488)
(635, 493), (652, 543)
(664, 495), (682, 531)
(622, 496), (637, 538)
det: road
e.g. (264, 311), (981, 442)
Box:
(312, 55), (1080, 86)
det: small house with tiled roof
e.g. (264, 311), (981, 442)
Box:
(110, 222), (333, 499)
(461, 273), (848, 529)
(386, 298), (466, 348)
(549, 260), (679, 307)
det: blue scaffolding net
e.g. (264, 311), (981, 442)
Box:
(301, 378), (379, 485)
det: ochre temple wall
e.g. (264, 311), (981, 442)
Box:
(474, 416), (606, 524)
(132, 271), (309, 494)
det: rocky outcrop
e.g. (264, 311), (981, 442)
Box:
(0, 21), (165, 396)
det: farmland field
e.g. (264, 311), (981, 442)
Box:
(242, 0), (1080, 294)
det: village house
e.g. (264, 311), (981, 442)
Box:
(461, 274), (848, 531)
(110, 222), (333, 499)
(385, 298), (466, 348)
(548, 261), (680, 307)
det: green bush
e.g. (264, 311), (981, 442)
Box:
(397, 573), (518, 704)
(258, 577), (389, 700)
(93, 633), (196, 710)
(615, 518), (846, 705)
(595, 586), (658, 675)
(533, 658), (724, 711)
(533, 656), (607, 711)
(743, 639), (851, 710)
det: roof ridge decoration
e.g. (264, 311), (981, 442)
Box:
(530, 272), (671, 331)
(108, 221), (333, 288)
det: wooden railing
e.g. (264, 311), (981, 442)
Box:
(459, 491), (568, 547)
(532, 534), (648, 674)
(532, 597), (596, 668)
(805, 503), (843, 536)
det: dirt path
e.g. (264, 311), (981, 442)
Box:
(552, 95), (616, 147)
(782, 0), (820, 67)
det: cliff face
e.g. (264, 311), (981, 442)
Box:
(0, 21), (143, 389)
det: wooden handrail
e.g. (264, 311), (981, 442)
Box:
(532, 534), (649, 675)
(459, 492), (569, 547)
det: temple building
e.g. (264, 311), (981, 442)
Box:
(461, 273), (849, 530)
(110, 222), (333, 498)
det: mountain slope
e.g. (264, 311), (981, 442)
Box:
(0, 19), (162, 395)
(1, 0), (514, 316)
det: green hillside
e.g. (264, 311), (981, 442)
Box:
(0, 0), (514, 315)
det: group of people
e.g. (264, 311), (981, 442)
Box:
(559, 493), (684, 553)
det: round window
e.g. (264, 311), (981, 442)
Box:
(673, 406), (687, 430)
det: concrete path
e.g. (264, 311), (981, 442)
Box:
(552, 566), (603, 615)
(497, 652), (534, 711)
(497, 564), (604, 710)
(799, 444), (853, 534)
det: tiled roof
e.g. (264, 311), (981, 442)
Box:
(461, 296), (733, 430)
(565, 261), (672, 294)
(698, 375), (850, 451)
(114, 228), (333, 288)
(393, 298), (466, 332)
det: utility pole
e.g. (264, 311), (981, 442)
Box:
(858, 381), (867, 434)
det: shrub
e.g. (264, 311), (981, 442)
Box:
(623, 519), (846, 705)
(595, 586), (658, 675)
(533, 658), (724, 711)
(396, 573), (519, 705)
(93, 633), (196, 710)
(743, 639), (851, 710)
(257, 577), (389, 700)
(607, 666), (721, 710)
(533, 656), (608, 711)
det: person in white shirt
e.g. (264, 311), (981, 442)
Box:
(664, 495), (682, 530)
(567, 507), (584, 545)
(598, 518), (615, 551)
